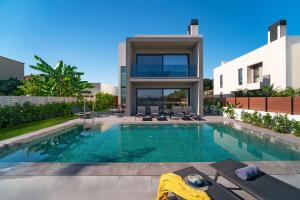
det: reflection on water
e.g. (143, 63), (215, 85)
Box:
(0, 124), (299, 163)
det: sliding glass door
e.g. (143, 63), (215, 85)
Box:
(136, 88), (189, 114)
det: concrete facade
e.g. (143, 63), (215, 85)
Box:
(119, 20), (203, 116)
(213, 20), (300, 96)
(0, 56), (24, 80)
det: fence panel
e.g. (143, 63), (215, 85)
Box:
(226, 97), (235, 105)
(0, 96), (77, 106)
(294, 97), (300, 115)
(267, 97), (292, 114)
(236, 97), (249, 109)
(249, 97), (266, 111)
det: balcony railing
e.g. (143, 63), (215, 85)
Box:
(130, 64), (197, 78)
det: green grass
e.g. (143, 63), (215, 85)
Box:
(0, 115), (78, 141)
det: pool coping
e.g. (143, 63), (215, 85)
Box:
(1, 161), (300, 176)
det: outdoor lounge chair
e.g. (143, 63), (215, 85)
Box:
(184, 106), (197, 118)
(71, 106), (92, 118)
(165, 167), (240, 200)
(135, 106), (146, 120)
(150, 106), (160, 118)
(171, 106), (183, 120)
(210, 159), (300, 200)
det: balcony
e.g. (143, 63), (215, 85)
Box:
(130, 64), (197, 78)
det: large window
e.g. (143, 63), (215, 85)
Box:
(247, 63), (262, 83)
(253, 67), (260, 83)
(136, 88), (189, 113)
(238, 68), (243, 85)
(134, 54), (191, 77)
(120, 66), (126, 105)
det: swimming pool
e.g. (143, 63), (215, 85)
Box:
(0, 123), (299, 163)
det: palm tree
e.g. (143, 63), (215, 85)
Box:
(22, 55), (93, 97)
(278, 87), (300, 97)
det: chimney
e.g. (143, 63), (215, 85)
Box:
(188, 19), (199, 35)
(268, 19), (287, 43)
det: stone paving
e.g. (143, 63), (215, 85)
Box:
(1, 114), (300, 199)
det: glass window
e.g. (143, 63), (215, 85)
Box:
(163, 55), (188, 76)
(238, 68), (243, 85)
(121, 88), (126, 105)
(136, 88), (189, 114)
(121, 66), (126, 87)
(135, 54), (189, 77)
(163, 89), (189, 110)
(253, 67), (260, 83)
(220, 75), (223, 88)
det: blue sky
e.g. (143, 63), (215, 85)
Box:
(1, 0), (299, 86)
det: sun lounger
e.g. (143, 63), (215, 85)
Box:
(171, 106), (183, 120)
(135, 106), (146, 120)
(150, 106), (160, 118)
(71, 106), (92, 118)
(210, 159), (300, 200)
(168, 167), (240, 200)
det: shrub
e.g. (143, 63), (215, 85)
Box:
(261, 113), (273, 129)
(95, 92), (115, 111)
(291, 120), (300, 136)
(241, 111), (251, 123)
(272, 114), (291, 133)
(250, 111), (263, 126)
(223, 103), (236, 119)
(0, 102), (73, 128)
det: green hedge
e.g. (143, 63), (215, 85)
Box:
(0, 102), (73, 128)
(241, 111), (300, 136)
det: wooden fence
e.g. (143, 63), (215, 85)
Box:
(226, 97), (300, 115)
(0, 96), (77, 106)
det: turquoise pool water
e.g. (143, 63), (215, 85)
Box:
(0, 123), (299, 163)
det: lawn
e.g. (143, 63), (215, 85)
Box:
(0, 115), (78, 141)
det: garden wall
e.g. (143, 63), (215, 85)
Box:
(225, 96), (299, 115)
(0, 96), (77, 106)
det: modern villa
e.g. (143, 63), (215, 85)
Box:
(213, 20), (300, 97)
(118, 19), (203, 116)
(0, 56), (24, 80)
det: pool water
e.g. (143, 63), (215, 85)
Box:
(0, 123), (300, 163)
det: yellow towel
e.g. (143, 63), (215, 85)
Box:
(156, 173), (211, 200)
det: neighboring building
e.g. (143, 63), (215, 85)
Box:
(214, 20), (300, 97)
(0, 56), (24, 80)
(118, 19), (203, 116)
(88, 83), (117, 96)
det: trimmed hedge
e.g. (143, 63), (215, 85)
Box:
(241, 111), (300, 136)
(0, 102), (73, 128)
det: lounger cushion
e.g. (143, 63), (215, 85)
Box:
(210, 159), (300, 200)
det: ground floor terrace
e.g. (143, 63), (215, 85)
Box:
(1, 115), (300, 200)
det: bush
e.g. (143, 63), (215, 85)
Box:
(272, 114), (291, 133)
(223, 103), (236, 119)
(292, 120), (300, 136)
(261, 113), (273, 129)
(0, 102), (73, 128)
(250, 111), (263, 126)
(240, 111), (298, 136)
(94, 92), (115, 111)
(241, 111), (251, 123)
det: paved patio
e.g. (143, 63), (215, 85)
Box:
(1, 114), (300, 199)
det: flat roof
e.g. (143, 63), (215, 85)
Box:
(0, 56), (25, 64)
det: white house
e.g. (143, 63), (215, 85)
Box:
(214, 20), (300, 97)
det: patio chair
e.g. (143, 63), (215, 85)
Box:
(161, 167), (240, 200)
(135, 106), (146, 120)
(210, 159), (300, 200)
(184, 106), (197, 118)
(150, 106), (160, 118)
(171, 106), (183, 120)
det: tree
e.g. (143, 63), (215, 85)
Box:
(19, 55), (93, 97)
(0, 77), (22, 95)
(203, 78), (213, 91)
(260, 84), (280, 97)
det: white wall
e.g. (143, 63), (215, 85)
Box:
(118, 42), (126, 104)
(214, 36), (287, 96)
(100, 83), (117, 96)
(287, 36), (300, 88)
